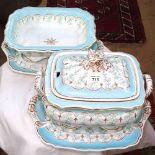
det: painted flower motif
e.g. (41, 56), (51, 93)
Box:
(44, 38), (58, 45)
(45, 104), (142, 127)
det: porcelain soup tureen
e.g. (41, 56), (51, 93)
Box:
(29, 49), (153, 151)
(2, 7), (97, 74)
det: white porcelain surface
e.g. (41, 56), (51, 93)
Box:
(15, 14), (87, 47)
(5, 7), (96, 51)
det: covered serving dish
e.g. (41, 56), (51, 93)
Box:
(29, 49), (153, 151)
(2, 7), (96, 74)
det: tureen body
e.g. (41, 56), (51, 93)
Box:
(32, 50), (152, 150)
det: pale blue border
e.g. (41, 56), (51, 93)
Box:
(9, 61), (35, 74)
(5, 7), (96, 51)
(5, 46), (36, 74)
(35, 97), (142, 150)
(38, 128), (141, 150)
(45, 52), (145, 109)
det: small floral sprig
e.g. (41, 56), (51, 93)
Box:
(44, 38), (58, 45)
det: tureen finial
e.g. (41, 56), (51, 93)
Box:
(82, 49), (112, 72)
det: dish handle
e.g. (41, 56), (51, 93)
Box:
(35, 70), (45, 96)
(143, 74), (153, 98)
(28, 95), (50, 128)
(96, 40), (112, 52)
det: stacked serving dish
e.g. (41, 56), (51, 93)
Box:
(2, 7), (153, 151)
(2, 7), (97, 74)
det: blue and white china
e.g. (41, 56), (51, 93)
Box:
(30, 49), (153, 150)
(28, 95), (151, 151)
(3, 6), (153, 151)
(3, 7), (97, 74)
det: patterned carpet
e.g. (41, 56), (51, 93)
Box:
(47, 0), (146, 43)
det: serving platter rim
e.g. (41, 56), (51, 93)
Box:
(28, 95), (150, 151)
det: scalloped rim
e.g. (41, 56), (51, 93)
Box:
(4, 7), (96, 51)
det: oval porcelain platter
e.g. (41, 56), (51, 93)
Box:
(3, 7), (97, 75)
(28, 95), (151, 151)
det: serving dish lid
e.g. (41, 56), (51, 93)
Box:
(45, 50), (145, 109)
(4, 7), (96, 51)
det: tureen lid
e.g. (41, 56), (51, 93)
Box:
(45, 50), (145, 109)
(4, 7), (96, 51)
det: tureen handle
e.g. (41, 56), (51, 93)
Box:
(28, 95), (50, 128)
(35, 71), (45, 96)
(96, 40), (112, 52)
(143, 74), (153, 98)
(1, 41), (10, 57)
